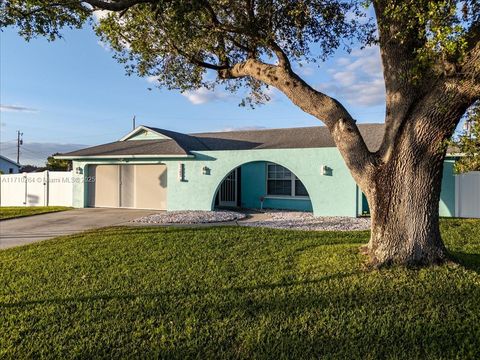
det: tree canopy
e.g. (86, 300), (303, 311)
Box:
(46, 153), (71, 171)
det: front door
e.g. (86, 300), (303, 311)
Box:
(219, 169), (237, 207)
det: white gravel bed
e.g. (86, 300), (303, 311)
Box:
(132, 210), (246, 224)
(243, 211), (371, 231)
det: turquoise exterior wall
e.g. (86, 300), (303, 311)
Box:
(172, 148), (356, 216)
(71, 149), (457, 217)
(240, 162), (313, 211)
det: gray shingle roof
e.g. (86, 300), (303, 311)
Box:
(60, 123), (385, 157)
(60, 139), (190, 157)
(192, 123), (384, 151)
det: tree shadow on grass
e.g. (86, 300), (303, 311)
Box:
(449, 250), (480, 274)
(0, 270), (360, 309)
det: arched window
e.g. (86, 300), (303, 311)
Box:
(266, 163), (309, 198)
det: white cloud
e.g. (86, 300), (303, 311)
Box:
(182, 88), (228, 105)
(93, 10), (110, 22)
(219, 126), (267, 132)
(331, 71), (356, 86)
(146, 75), (160, 83)
(295, 63), (315, 77)
(97, 40), (111, 52)
(317, 46), (385, 107)
(336, 57), (351, 66)
(0, 104), (38, 113)
(96, 36), (130, 52)
(258, 86), (279, 104)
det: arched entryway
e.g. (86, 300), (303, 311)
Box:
(215, 167), (240, 208)
(213, 161), (313, 212)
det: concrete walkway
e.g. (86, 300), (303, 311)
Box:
(0, 208), (158, 250)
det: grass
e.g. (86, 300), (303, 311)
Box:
(0, 206), (71, 220)
(0, 219), (479, 359)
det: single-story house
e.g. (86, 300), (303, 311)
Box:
(57, 124), (457, 217)
(0, 155), (21, 174)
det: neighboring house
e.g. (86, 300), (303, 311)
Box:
(57, 124), (457, 217)
(0, 155), (21, 174)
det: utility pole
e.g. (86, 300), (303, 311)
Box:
(16, 130), (23, 164)
(132, 115), (136, 130)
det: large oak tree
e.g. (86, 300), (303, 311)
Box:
(2, 0), (479, 266)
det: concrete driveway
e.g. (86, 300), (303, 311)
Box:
(0, 208), (159, 250)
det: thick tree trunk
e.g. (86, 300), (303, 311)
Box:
(362, 127), (449, 266)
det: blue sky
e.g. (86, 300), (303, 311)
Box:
(0, 25), (386, 165)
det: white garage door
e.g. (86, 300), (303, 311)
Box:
(88, 165), (120, 208)
(88, 164), (167, 210)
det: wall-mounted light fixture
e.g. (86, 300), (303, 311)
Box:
(202, 166), (210, 175)
(178, 163), (186, 181)
(75, 167), (83, 175)
(321, 165), (332, 176)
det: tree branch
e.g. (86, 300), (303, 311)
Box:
(85, 0), (151, 11)
(219, 59), (375, 180)
(165, 39), (229, 71)
(458, 37), (480, 100)
(268, 40), (291, 69)
(199, 2), (257, 57)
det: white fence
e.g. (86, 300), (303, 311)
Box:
(0, 171), (73, 207)
(455, 171), (480, 218)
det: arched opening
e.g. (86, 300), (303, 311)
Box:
(213, 161), (313, 212)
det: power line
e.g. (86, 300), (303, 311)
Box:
(20, 146), (53, 158)
(0, 144), (19, 150)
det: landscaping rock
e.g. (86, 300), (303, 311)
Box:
(132, 210), (246, 224)
(242, 211), (370, 231)
(132, 209), (370, 231)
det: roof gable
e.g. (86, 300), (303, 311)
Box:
(120, 126), (172, 141)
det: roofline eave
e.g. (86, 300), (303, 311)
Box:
(54, 154), (195, 160)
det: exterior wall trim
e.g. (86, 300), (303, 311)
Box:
(264, 195), (310, 201)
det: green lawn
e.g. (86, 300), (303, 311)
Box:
(0, 219), (479, 359)
(0, 206), (71, 220)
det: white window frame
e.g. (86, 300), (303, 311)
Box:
(265, 163), (310, 199)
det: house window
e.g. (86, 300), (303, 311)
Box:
(266, 164), (309, 197)
(8, 168), (13, 174)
